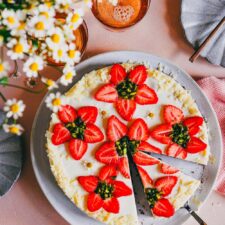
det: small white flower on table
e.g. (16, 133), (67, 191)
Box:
(60, 64), (76, 86)
(3, 124), (24, 136)
(66, 8), (84, 30)
(41, 77), (58, 90)
(0, 60), (10, 78)
(46, 27), (65, 50)
(45, 92), (64, 113)
(3, 99), (26, 120)
(23, 55), (44, 78)
(65, 43), (81, 65)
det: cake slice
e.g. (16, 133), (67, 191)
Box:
(133, 151), (200, 218)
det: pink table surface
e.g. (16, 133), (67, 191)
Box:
(0, 0), (225, 224)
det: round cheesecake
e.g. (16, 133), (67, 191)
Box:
(46, 63), (209, 225)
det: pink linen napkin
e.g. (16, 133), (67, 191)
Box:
(197, 76), (225, 195)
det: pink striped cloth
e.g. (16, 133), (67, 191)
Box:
(197, 77), (225, 195)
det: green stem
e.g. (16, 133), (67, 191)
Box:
(1, 83), (46, 94)
(0, 92), (6, 102)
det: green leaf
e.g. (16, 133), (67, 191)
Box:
(0, 28), (11, 43)
(0, 77), (8, 86)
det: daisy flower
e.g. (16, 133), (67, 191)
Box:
(46, 27), (65, 49)
(54, 0), (72, 13)
(7, 38), (29, 60)
(52, 44), (68, 63)
(23, 55), (44, 78)
(60, 64), (76, 86)
(28, 15), (51, 38)
(63, 24), (76, 42)
(41, 77), (58, 90)
(3, 99), (26, 120)
(2, 9), (19, 29)
(32, 4), (55, 20)
(66, 8), (84, 30)
(0, 60), (10, 78)
(3, 124), (24, 136)
(45, 92), (64, 112)
(11, 21), (27, 36)
(66, 43), (81, 65)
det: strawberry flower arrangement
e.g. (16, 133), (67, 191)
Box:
(0, 0), (91, 135)
(150, 105), (207, 159)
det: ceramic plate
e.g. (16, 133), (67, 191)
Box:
(31, 51), (222, 225)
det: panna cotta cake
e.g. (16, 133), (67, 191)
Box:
(46, 63), (209, 225)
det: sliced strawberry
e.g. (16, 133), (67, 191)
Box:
(69, 139), (88, 160)
(150, 124), (172, 144)
(95, 84), (118, 103)
(77, 176), (98, 193)
(183, 116), (204, 135)
(128, 118), (149, 141)
(99, 165), (118, 181)
(152, 198), (174, 218)
(77, 106), (98, 124)
(135, 84), (158, 105)
(118, 157), (130, 179)
(155, 176), (178, 196)
(133, 151), (159, 166)
(113, 180), (132, 197)
(103, 197), (119, 213)
(137, 166), (153, 188)
(110, 64), (126, 85)
(58, 105), (77, 123)
(51, 123), (71, 145)
(166, 144), (187, 159)
(107, 115), (127, 142)
(95, 142), (119, 164)
(137, 141), (162, 154)
(186, 137), (207, 153)
(160, 163), (179, 174)
(84, 124), (104, 143)
(128, 65), (147, 85)
(163, 105), (184, 124)
(87, 193), (103, 212)
(116, 98), (136, 121)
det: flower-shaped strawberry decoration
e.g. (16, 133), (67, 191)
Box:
(51, 105), (104, 160)
(78, 165), (132, 213)
(137, 165), (177, 217)
(95, 64), (158, 121)
(95, 115), (161, 178)
(150, 105), (207, 159)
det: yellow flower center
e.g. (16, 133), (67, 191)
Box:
(52, 98), (61, 106)
(0, 64), (4, 72)
(62, 4), (69, 10)
(46, 79), (54, 86)
(65, 72), (73, 80)
(9, 126), (19, 134)
(7, 16), (15, 24)
(35, 21), (45, 30)
(40, 12), (49, 19)
(45, 2), (52, 7)
(11, 104), (19, 113)
(29, 62), (39, 72)
(18, 22), (25, 30)
(57, 49), (63, 57)
(51, 34), (60, 43)
(13, 43), (24, 53)
(68, 50), (75, 58)
(71, 14), (80, 23)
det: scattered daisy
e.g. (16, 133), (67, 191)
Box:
(63, 24), (76, 42)
(46, 27), (65, 49)
(66, 43), (81, 65)
(3, 99), (26, 120)
(60, 64), (76, 86)
(3, 124), (24, 136)
(66, 8), (84, 30)
(2, 9), (19, 29)
(32, 4), (55, 20)
(81, 160), (96, 171)
(28, 15), (51, 38)
(11, 20), (27, 36)
(45, 92), (64, 112)
(51, 44), (68, 63)
(0, 60), (10, 78)
(41, 77), (58, 90)
(7, 38), (29, 60)
(23, 55), (44, 78)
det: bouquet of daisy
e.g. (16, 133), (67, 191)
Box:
(0, 0), (91, 136)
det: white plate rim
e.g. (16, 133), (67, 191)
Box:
(30, 50), (222, 225)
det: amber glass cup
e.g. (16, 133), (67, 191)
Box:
(91, 0), (150, 31)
